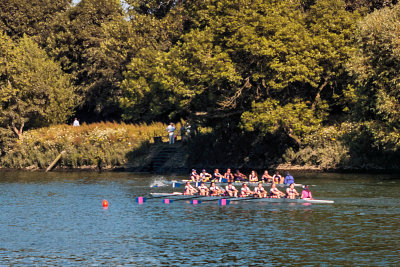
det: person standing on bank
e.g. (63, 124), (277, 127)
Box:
(73, 118), (80, 127)
(166, 122), (176, 144)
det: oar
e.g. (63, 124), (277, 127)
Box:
(168, 194), (207, 201)
(149, 193), (184, 199)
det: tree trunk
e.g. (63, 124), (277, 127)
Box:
(281, 122), (302, 147)
(12, 123), (24, 140)
(312, 74), (332, 110)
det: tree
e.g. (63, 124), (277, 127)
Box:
(0, 0), (71, 41)
(46, 0), (128, 121)
(0, 32), (76, 139)
(347, 3), (400, 152)
(121, 0), (359, 125)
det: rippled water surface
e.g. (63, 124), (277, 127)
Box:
(1, 171), (400, 266)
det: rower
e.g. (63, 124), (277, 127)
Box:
(234, 169), (247, 182)
(212, 169), (224, 182)
(184, 181), (198, 195)
(269, 183), (285, 198)
(190, 169), (200, 182)
(197, 182), (209, 196)
(273, 171), (283, 184)
(248, 170), (258, 182)
(224, 168), (235, 183)
(284, 172), (295, 185)
(240, 183), (253, 197)
(261, 170), (273, 183)
(253, 182), (267, 198)
(286, 183), (299, 199)
(225, 182), (238, 197)
(199, 169), (212, 182)
(301, 185), (312, 199)
(209, 182), (223, 196)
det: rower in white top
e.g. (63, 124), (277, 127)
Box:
(184, 181), (198, 195)
(197, 182), (209, 196)
(209, 182), (223, 196)
(286, 183), (299, 199)
(225, 182), (239, 197)
(240, 183), (253, 197)
(270, 183), (285, 198)
(253, 182), (267, 198)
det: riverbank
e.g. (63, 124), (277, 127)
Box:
(1, 122), (400, 173)
(0, 122), (167, 171)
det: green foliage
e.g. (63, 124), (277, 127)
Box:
(348, 3), (400, 153)
(46, 0), (129, 120)
(121, 0), (359, 125)
(0, 32), (76, 137)
(241, 99), (326, 146)
(0, 0), (71, 40)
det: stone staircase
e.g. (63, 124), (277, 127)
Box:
(140, 145), (180, 173)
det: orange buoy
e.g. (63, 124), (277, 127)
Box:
(102, 199), (109, 208)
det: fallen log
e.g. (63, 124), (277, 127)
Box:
(46, 150), (66, 172)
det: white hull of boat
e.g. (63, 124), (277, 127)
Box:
(149, 193), (333, 203)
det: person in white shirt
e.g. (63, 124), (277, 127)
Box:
(225, 182), (238, 197)
(197, 182), (209, 196)
(253, 183), (267, 198)
(240, 183), (253, 197)
(73, 118), (80, 127)
(166, 123), (176, 144)
(184, 181), (198, 195)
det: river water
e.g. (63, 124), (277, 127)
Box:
(0, 171), (399, 266)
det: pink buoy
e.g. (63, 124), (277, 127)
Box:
(220, 199), (227, 205)
(163, 199), (170, 204)
(136, 197), (144, 204)
(192, 199), (198, 205)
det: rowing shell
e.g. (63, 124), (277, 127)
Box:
(170, 180), (304, 188)
(149, 193), (334, 204)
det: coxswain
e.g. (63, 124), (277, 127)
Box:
(284, 172), (295, 185)
(240, 183), (253, 197)
(225, 182), (239, 197)
(269, 183), (285, 198)
(224, 168), (235, 183)
(234, 169), (247, 182)
(248, 170), (258, 182)
(200, 169), (212, 182)
(197, 182), (209, 196)
(184, 181), (198, 195)
(212, 169), (224, 182)
(273, 171), (283, 184)
(253, 182), (267, 198)
(209, 182), (223, 196)
(286, 183), (299, 199)
(190, 169), (200, 182)
(261, 170), (273, 183)
(301, 185), (312, 199)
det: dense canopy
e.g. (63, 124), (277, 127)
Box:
(1, 0), (400, 169)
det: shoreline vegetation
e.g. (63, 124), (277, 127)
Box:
(1, 122), (399, 174)
(2, 1), (400, 173)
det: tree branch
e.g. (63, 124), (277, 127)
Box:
(312, 74), (332, 110)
